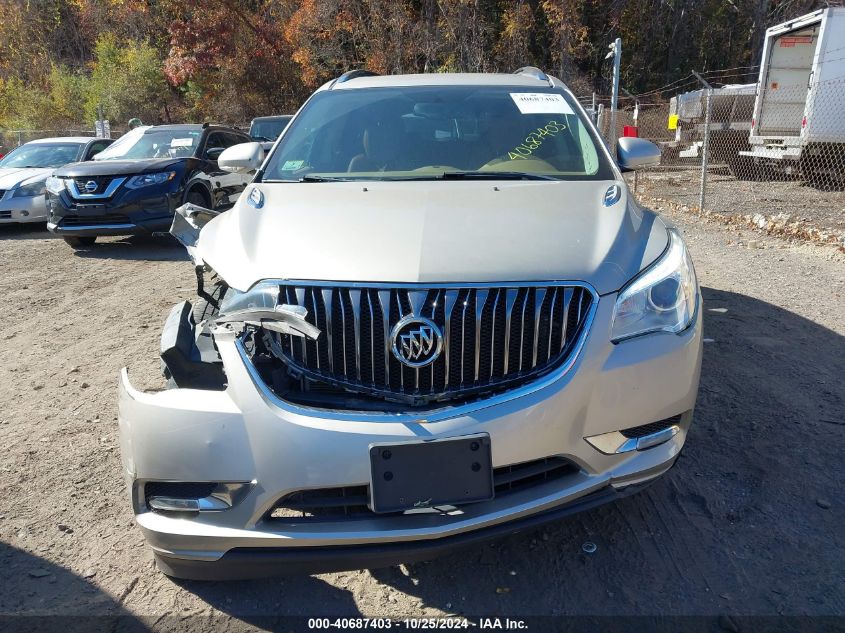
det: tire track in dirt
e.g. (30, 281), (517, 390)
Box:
(1, 218), (843, 620)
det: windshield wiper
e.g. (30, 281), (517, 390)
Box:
(439, 171), (559, 181)
(298, 175), (349, 182)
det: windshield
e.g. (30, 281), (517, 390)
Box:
(262, 86), (613, 181)
(0, 143), (82, 169)
(94, 127), (201, 160)
(250, 117), (292, 141)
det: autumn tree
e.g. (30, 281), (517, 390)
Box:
(164, 0), (305, 120)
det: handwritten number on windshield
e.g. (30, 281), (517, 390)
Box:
(508, 120), (566, 161)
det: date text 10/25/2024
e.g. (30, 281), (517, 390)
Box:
(307, 617), (528, 629)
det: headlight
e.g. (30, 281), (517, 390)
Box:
(13, 177), (48, 198)
(46, 176), (67, 195)
(125, 171), (176, 189)
(610, 229), (698, 342)
(218, 280), (280, 314)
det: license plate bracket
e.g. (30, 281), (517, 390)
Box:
(74, 204), (107, 212)
(368, 434), (493, 514)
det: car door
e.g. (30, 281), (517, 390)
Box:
(202, 131), (249, 207)
(224, 132), (255, 200)
(83, 140), (113, 161)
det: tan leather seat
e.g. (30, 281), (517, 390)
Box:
(348, 119), (401, 172)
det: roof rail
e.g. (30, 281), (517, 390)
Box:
(514, 66), (554, 87)
(330, 69), (380, 89)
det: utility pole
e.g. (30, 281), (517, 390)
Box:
(692, 71), (713, 212)
(606, 38), (622, 150)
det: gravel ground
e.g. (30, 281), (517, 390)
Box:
(0, 209), (843, 631)
(635, 168), (845, 240)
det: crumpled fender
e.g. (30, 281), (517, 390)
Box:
(170, 203), (221, 264)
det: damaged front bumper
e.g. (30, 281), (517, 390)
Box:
(118, 294), (702, 579)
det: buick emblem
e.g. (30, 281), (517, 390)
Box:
(390, 315), (443, 368)
(84, 180), (98, 193)
(603, 184), (621, 207)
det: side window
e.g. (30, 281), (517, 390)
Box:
(205, 132), (226, 151)
(203, 132), (230, 160)
(85, 141), (110, 160)
(224, 132), (249, 147)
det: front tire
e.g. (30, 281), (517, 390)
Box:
(186, 190), (209, 209)
(63, 236), (96, 249)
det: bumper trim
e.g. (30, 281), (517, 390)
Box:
(48, 221), (136, 232)
(154, 480), (652, 580)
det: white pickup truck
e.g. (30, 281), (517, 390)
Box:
(739, 7), (845, 182)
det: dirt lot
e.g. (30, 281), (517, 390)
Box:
(635, 168), (845, 242)
(0, 208), (843, 631)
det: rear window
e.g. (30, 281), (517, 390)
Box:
(262, 85), (613, 181)
(250, 117), (292, 142)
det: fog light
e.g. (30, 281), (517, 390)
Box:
(144, 481), (252, 513)
(584, 415), (683, 455)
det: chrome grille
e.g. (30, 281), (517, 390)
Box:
(72, 176), (112, 195)
(270, 282), (594, 405)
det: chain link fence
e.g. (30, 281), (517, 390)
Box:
(593, 77), (845, 245)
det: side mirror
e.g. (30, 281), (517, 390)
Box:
(218, 142), (265, 173)
(205, 147), (226, 160)
(617, 137), (661, 172)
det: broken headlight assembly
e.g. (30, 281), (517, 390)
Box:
(218, 281), (281, 315)
(610, 229), (698, 343)
(215, 281), (319, 339)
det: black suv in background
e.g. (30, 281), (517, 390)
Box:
(248, 115), (292, 142)
(46, 124), (252, 249)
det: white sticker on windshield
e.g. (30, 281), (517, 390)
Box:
(282, 160), (304, 170)
(170, 138), (194, 148)
(510, 93), (574, 115)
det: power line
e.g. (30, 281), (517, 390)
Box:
(631, 73), (696, 98)
(702, 64), (759, 75)
(630, 65), (759, 100)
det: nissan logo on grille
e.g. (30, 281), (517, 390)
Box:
(84, 180), (98, 193)
(390, 316), (443, 368)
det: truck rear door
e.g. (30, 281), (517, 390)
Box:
(758, 24), (819, 137)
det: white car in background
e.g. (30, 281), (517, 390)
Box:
(0, 137), (113, 224)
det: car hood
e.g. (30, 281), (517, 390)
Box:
(53, 158), (186, 177)
(0, 167), (51, 189)
(198, 180), (669, 295)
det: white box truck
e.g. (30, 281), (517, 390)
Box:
(664, 84), (756, 169)
(739, 7), (845, 181)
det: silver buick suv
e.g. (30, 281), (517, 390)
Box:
(118, 68), (702, 579)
